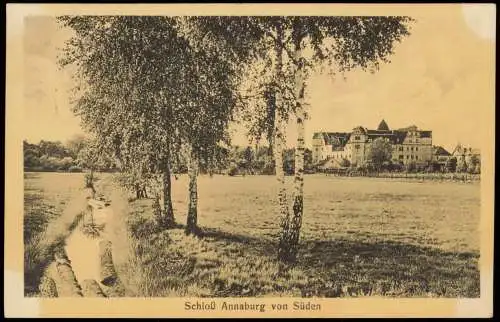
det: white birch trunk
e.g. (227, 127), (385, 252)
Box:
(278, 38), (306, 262)
(161, 160), (175, 228)
(185, 145), (199, 235)
(274, 24), (293, 262)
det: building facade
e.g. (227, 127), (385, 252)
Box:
(312, 120), (433, 167)
(432, 146), (452, 167)
(451, 144), (481, 167)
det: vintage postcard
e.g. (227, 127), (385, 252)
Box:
(5, 3), (495, 318)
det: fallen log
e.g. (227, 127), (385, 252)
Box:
(39, 276), (58, 297)
(56, 263), (83, 297)
(81, 279), (107, 297)
(99, 240), (117, 286)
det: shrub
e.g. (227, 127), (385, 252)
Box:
(405, 161), (417, 173)
(261, 161), (275, 175)
(84, 173), (94, 188)
(228, 166), (238, 177)
(340, 158), (351, 168)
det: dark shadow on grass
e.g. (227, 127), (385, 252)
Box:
(297, 239), (480, 297)
(192, 226), (480, 298)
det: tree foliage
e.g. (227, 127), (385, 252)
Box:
(368, 138), (393, 170)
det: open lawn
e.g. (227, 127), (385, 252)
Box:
(101, 174), (480, 298)
(24, 173), (480, 297)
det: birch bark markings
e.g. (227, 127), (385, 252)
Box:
(272, 24), (291, 249)
(290, 40), (307, 262)
(278, 34), (307, 263)
(185, 146), (200, 236)
(162, 161), (175, 228)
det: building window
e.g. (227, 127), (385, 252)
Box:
(411, 155), (414, 159)
(416, 156), (418, 160)
(406, 155), (409, 159)
(407, 147), (410, 151)
(355, 144), (360, 149)
(411, 147), (414, 151)
(416, 147), (418, 151)
(399, 147), (403, 151)
(399, 155), (404, 159)
(355, 136), (360, 140)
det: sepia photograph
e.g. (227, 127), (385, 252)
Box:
(5, 3), (495, 318)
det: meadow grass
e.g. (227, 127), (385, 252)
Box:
(109, 174), (480, 298)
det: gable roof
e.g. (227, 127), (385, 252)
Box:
(452, 144), (480, 156)
(433, 146), (451, 156)
(314, 125), (431, 146)
(313, 132), (350, 146)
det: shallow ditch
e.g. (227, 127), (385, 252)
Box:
(38, 191), (123, 297)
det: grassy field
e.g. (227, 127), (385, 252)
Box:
(24, 172), (480, 297)
(99, 174), (480, 298)
(24, 172), (95, 296)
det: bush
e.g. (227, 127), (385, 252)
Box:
(340, 158), (351, 168)
(405, 162), (417, 173)
(392, 162), (405, 172)
(84, 173), (94, 188)
(228, 166), (238, 177)
(261, 161), (275, 175)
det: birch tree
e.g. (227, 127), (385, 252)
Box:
(59, 16), (248, 233)
(277, 16), (414, 263)
(57, 16), (196, 228)
(175, 17), (259, 235)
(222, 17), (414, 263)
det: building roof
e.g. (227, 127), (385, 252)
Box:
(452, 144), (480, 156)
(377, 119), (390, 131)
(420, 131), (432, 138)
(313, 132), (351, 146)
(397, 125), (418, 132)
(313, 124), (432, 146)
(433, 146), (451, 156)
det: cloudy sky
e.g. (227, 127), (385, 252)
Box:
(21, 4), (495, 152)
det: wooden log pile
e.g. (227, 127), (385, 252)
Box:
(39, 276), (58, 297)
(99, 240), (117, 286)
(53, 247), (83, 297)
(81, 279), (107, 297)
(55, 263), (83, 297)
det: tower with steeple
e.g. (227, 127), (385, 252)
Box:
(377, 119), (390, 131)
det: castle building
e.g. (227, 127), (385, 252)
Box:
(312, 120), (433, 167)
(432, 146), (452, 166)
(451, 144), (481, 166)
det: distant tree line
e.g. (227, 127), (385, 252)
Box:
(223, 146), (314, 176)
(23, 136), (117, 173)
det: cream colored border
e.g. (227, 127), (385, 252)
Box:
(5, 3), (494, 318)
